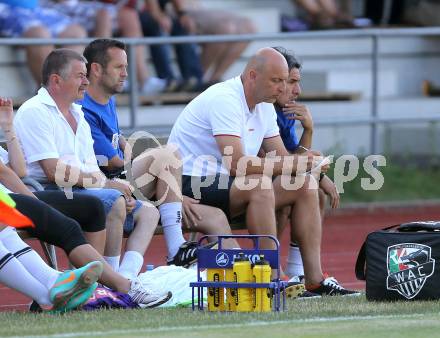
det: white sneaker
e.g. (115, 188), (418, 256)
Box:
(128, 278), (172, 308)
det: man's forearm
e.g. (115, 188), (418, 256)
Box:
(298, 128), (313, 151)
(49, 162), (105, 189)
(230, 154), (302, 177)
(0, 168), (34, 197)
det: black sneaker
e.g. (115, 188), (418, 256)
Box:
(285, 276), (321, 299)
(310, 276), (361, 296)
(297, 290), (321, 299)
(166, 241), (218, 268)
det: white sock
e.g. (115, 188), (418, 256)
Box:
(0, 236), (52, 305)
(159, 202), (185, 259)
(0, 227), (59, 289)
(103, 255), (120, 271)
(286, 243), (304, 277)
(118, 251), (144, 280)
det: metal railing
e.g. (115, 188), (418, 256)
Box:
(2, 26), (440, 153)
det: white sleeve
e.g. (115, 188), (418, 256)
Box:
(264, 105), (281, 139)
(14, 108), (59, 163)
(0, 146), (9, 165)
(81, 122), (100, 173)
(210, 96), (243, 137)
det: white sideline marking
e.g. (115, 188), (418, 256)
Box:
(7, 313), (432, 338)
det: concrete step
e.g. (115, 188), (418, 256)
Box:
(115, 96), (440, 156)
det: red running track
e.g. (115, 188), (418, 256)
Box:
(2, 203), (440, 312)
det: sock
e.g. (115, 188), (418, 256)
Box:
(0, 227), (59, 289)
(118, 251), (144, 280)
(0, 237), (51, 305)
(103, 255), (120, 271)
(286, 242), (304, 277)
(159, 202), (185, 259)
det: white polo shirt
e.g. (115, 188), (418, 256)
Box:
(168, 76), (279, 176)
(0, 146), (11, 193)
(14, 88), (100, 179)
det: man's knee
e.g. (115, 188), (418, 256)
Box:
(60, 23), (87, 38)
(23, 25), (50, 38)
(233, 174), (275, 206)
(136, 204), (160, 227)
(108, 196), (126, 223)
(208, 207), (229, 228)
(237, 17), (256, 34)
(247, 176), (275, 205)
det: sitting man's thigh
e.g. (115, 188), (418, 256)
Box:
(229, 174), (274, 218)
(272, 174), (318, 208)
(72, 188), (123, 215)
(182, 174), (233, 219)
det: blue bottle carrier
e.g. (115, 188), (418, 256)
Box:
(189, 234), (288, 311)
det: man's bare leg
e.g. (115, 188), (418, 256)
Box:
(119, 203), (160, 280)
(229, 174), (277, 249)
(83, 229), (106, 256)
(68, 244), (131, 293)
(22, 26), (53, 85)
(273, 175), (324, 285)
(103, 196), (126, 270)
(131, 146), (187, 261)
(183, 204), (240, 249)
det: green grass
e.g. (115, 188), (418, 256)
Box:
(2, 296), (440, 337)
(326, 159), (440, 203)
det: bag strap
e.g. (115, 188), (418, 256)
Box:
(355, 223), (401, 280)
(398, 221), (440, 232)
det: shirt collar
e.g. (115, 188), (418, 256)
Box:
(37, 87), (84, 119)
(234, 76), (253, 116)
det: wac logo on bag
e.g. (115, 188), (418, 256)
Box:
(386, 243), (435, 299)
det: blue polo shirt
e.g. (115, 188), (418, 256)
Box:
(275, 106), (299, 152)
(80, 93), (124, 167)
(2, 0), (38, 8)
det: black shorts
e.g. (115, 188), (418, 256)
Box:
(182, 174), (234, 219)
(11, 193), (90, 255)
(33, 191), (106, 233)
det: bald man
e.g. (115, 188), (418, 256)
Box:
(168, 48), (359, 296)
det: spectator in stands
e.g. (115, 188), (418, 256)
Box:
(0, 0), (86, 86)
(176, 0), (256, 85)
(401, 0), (440, 27)
(13, 49), (159, 281)
(291, 0), (355, 29)
(81, 38), (239, 255)
(270, 47), (340, 279)
(0, 222), (102, 312)
(42, 0), (166, 94)
(168, 47), (359, 296)
(137, 0), (205, 92)
(0, 96), (172, 308)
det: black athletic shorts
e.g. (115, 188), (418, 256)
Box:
(182, 174), (234, 219)
(10, 192), (105, 255)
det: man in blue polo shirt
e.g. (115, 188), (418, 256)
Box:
(81, 39), (238, 266)
(272, 46), (340, 279)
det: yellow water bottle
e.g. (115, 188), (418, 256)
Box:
(253, 255), (272, 312)
(233, 253), (253, 312)
(225, 268), (236, 311)
(207, 268), (225, 311)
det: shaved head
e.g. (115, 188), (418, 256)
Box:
(241, 47), (289, 107)
(244, 47), (288, 74)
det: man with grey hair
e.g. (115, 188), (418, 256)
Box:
(13, 49), (168, 302)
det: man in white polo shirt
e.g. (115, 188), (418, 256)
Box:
(169, 47), (359, 296)
(14, 49), (159, 281)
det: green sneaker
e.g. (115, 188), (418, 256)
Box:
(49, 261), (103, 312)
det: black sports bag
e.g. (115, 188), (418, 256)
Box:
(355, 221), (440, 301)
